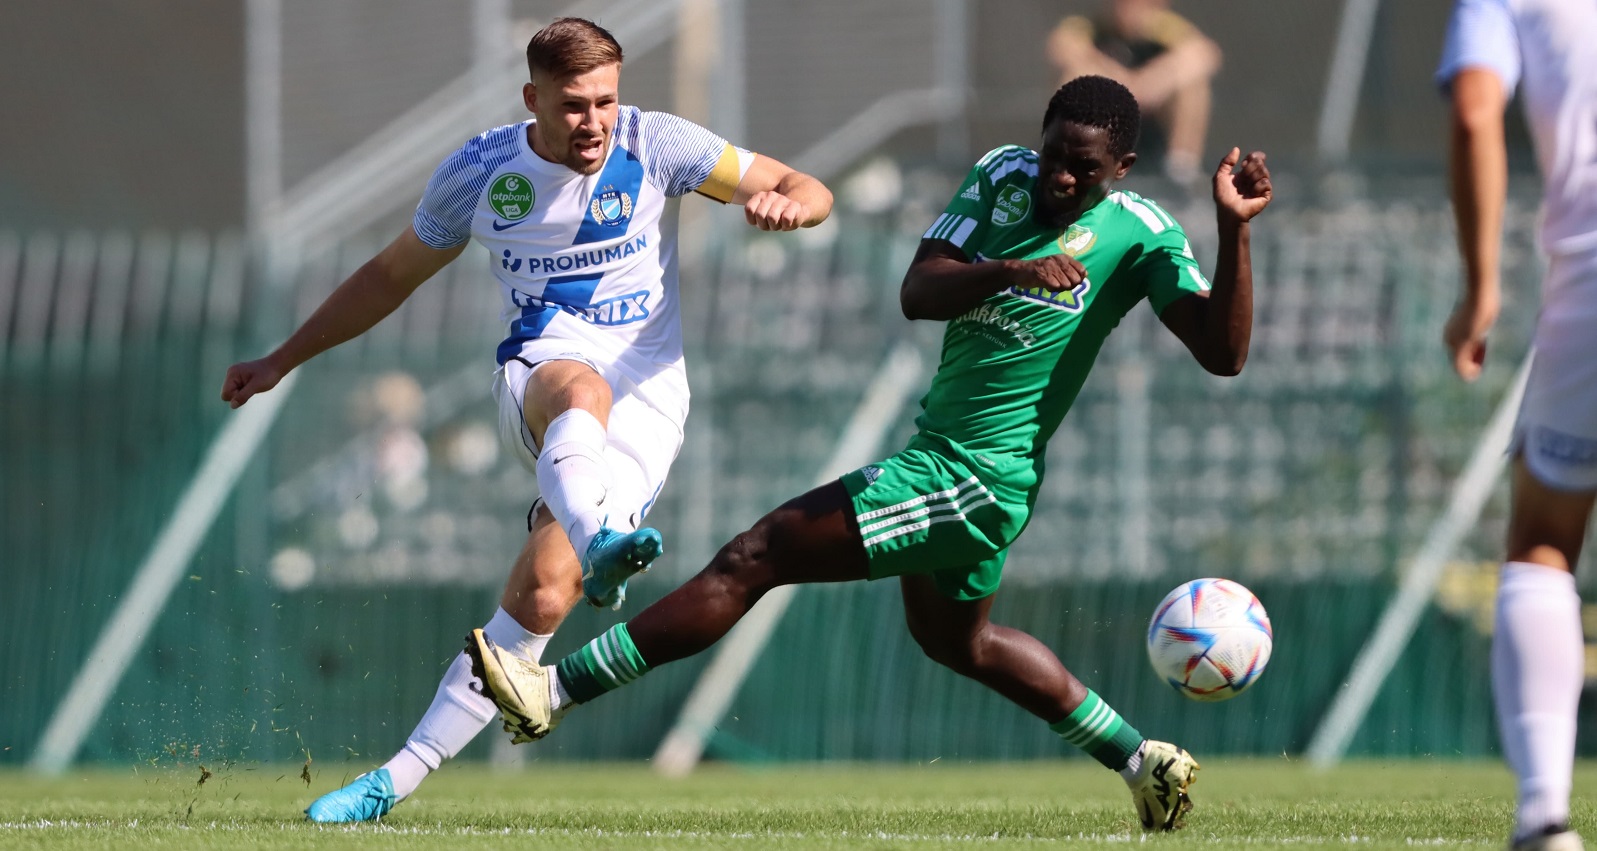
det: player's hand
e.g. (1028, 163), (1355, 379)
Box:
(221, 355), (288, 408)
(743, 191), (809, 232)
(1011, 254), (1089, 292)
(1213, 148), (1272, 224)
(1443, 290), (1499, 382)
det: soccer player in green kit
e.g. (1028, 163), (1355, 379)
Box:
(466, 75), (1273, 831)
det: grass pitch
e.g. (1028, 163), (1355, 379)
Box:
(2, 759), (1592, 849)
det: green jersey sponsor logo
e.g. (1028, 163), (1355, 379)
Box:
(990, 187), (1031, 227)
(1058, 225), (1096, 256)
(490, 173), (535, 220)
(1007, 278), (1091, 312)
(956, 303), (1037, 347)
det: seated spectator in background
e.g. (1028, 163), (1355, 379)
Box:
(1048, 0), (1221, 187)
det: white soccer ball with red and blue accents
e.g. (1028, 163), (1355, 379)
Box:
(1147, 578), (1273, 702)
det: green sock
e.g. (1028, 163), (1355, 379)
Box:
(1049, 689), (1145, 771)
(555, 623), (651, 704)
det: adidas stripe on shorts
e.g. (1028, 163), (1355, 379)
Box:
(841, 434), (1030, 600)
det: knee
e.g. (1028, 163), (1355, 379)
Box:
(531, 580), (582, 621)
(705, 528), (778, 596)
(525, 371), (612, 440)
(556, 381), (611, 419)
(908, 619), (985, 674)
(501, 571), (583, 630)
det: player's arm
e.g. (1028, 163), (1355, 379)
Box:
(1444, 67), (1509, 382)
(725, 153), (832, 232)
(220, 228), (465, 408)
(1158, 148), (1272, 376)
(900, 240), (1090, 321)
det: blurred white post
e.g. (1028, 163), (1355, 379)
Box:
(30, 373), (301, 774)
(674, 0), (721, 274)
(245, 0), (282, 240)
(1316, 0), (1383, 163)
(652, 339), (925, 777)
(714, 0), (746, 146)
(1116, 320), (1151, 575)
(1305, 354), (1532, 767)
(473, 0), (514, 127)
(934, 0), (970, 165)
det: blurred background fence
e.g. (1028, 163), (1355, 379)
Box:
(0, 0), (1586, 771)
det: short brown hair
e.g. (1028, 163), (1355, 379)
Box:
(526, 17), (623, 80)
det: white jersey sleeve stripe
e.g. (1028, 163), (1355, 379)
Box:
(948, 217), (978, 247)
(413, 125), (525, 249)
(1110, 192), (1167, 233)
(1142, 198), (1177, 228)
(988, 157), (1039, 183)
(637, 109), (735, 198)
(1435, 0), (1521, 92)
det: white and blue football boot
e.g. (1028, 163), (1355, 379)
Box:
(580, 525), (663, 610)
(305, 769), (397, 823)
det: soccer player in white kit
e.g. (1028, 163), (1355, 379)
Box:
(219, 17), (833, 822)
(1437, 1), (1597, 848)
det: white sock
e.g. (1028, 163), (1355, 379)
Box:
(1118, 740), (1146, 784)
(482, 607), (553, 663)
(1494, 561), (1583, 840)
(548, 665), (572, 711)
(601, 442), (651, 531)
(537, 409), (612, 556)
(381, 609), (553, 800)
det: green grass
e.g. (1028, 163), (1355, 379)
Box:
(1, 760), (1593, 849)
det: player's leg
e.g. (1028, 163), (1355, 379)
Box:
(522, 358), (617, 554)
(899, 575), (1196, 831)
(518, 356), (664, 607)
(1496, 459), (1593, 849)
(900, 575), (1086, 720)
(621, 480), (867, 663)
(465, 480), (869, 739)
(305, 513), (583, 822)
(380, 509), (582, 795)
(1494, 260), (1597, 850)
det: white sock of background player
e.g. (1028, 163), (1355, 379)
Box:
(1492, 561), (1582, 841)
(537, 409), (613, 556)
(380, 608), (550, 800)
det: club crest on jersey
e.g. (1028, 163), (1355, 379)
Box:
(490, 173), (535, 220)
(1058, 225), (1096, 257)
(590, 187), (634, 227)
(990, 187), (1031, 226)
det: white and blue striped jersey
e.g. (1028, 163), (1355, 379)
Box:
(1437, 0), (1597, 256)
(413, 106), (748, 369)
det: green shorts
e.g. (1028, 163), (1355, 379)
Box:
(841, 436), (1030, 600)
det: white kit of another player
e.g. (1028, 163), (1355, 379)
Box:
(1437, 1), (1597, 849)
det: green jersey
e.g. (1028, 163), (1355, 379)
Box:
(914, 144), (1210, 497)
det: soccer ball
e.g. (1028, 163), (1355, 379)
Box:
(1146, 578), (1273, 702)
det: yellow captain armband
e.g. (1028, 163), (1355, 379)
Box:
(695, 144), (754, 203)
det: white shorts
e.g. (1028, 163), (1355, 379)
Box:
(1513, 249), (1597, 492)
(493, 336), (689, 527)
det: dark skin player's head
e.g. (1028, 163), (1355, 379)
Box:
(1033, 75), (1141, 229)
